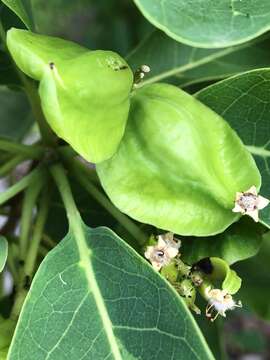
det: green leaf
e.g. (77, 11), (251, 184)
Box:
(181, 217), (264, 265)
(127, 31), (270, 87)
(133, 0), (270, 48)
(0, 0), (34, 30)
(7, 28), (134, 163)
(8, 224), (214, 359)
(196, 69), (270, 228)
(0, 236), (7, 272)
(97, 83), (260, 236)
(0, 86), (33, 140)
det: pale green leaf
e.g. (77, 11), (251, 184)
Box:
(98, 83), (260, 236)
(133, 0), (270, 48)
(196, 69), (270, 228)
(8, 224), (214, 359)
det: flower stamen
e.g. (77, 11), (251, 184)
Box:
(232, 185), (269, 222)
(204, 286), (242, 322)
(144, 232), (181, 271)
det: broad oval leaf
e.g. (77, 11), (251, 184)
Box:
(181, 218), (264, 266)
(8, 224), (214, 360)
(97, 83), (260, 236)
(0, 0), (34, 30)
(0, 236), (7, 272)
(7, 28), (134, 163)
(133, 0), (270, 48)
(196, 69), (270, 228)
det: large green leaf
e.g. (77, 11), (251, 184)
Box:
(8, 223), (214, 359)
(133, 0), (270, 48)
(7, 28), (134, 163)
(127, 31), (270, 88)
(181, 218), (264, 266)
(0, 0), (34, 30)
(0, 86), (33, 140)
(97, 83), (260, 236)
(196, 69), (270, 228)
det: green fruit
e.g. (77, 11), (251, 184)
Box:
(7, 28), (133, 163)
(97, 83), (261, 236)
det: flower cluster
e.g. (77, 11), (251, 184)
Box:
(144, 234), (243, 322)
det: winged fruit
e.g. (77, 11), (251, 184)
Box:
(7, 28), (133, 163)
(97, 83), (261, 236)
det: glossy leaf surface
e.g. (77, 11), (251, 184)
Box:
(8, 223), (214, 360)
(7, 28), (133, 163)
(196, 69), (270, 228)
(133, 0), (270, 48)
(98, 83), (260, 236)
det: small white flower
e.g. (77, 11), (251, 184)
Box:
(232, 186), (269, 222)
(144, 232), (181, 271)
(141, 64), (151, 73)
(205, 287), (242, 322)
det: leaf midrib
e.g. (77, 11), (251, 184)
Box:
(72, 221), (123, 360)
